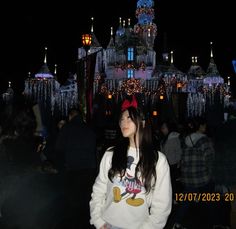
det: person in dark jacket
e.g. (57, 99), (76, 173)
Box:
(55, 108), (97, 228)
(173, 117), (215, 229)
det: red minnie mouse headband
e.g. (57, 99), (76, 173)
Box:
(121, 95), (138, 111)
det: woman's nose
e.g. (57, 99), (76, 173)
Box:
(121, 119), (128, 127)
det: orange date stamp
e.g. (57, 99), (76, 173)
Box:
(175, 192), (235, 202)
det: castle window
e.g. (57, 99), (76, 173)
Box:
(127, 69), (134, 78)
(127, 47), (134, 61)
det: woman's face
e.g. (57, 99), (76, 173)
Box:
(120, 110), (137, 139)
(160, 123), (169, 136)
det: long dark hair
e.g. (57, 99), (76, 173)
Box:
(108, 106), (158, 193)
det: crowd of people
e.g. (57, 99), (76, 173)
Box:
(0, 94), (236, 229)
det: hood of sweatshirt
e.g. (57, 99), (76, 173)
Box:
(168, 131), (180, 140)
(185, 132), (206, 147)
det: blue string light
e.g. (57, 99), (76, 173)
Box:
(136, 0), (154, 25)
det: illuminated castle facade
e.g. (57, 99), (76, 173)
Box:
(20, 0), (231, 126)
(77, 0), (230, 121)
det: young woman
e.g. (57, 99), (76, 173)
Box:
(90, 97), (172, 229)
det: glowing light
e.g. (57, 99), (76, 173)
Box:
(227, 76), (230, 86)
(152, 110), (158, 116)
(170, 51), (174, 64)
(121, 78), (142, 95)
(54, 64), (57, 75)
(91, 17), (94, 33)
(177, 82), (182, 88)
(128, 18), (131, 26)
(82, 34), (92, 47)
(210, 41), (213, 58)
(44, 47), (47, 64)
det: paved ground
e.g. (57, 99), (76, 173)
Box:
(164, 199), (232, 229)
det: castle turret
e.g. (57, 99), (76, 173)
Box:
(35, 47), (54, 79)
(105, 27), (116, 67)
(203, 42), (224, 85)
(134, 0), (157, 50)
(115, 17), (125, 40)
(90, 17), (102, 49)
(188, 56), (205, 79)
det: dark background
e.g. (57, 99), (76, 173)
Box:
(0, 0), (236, 95)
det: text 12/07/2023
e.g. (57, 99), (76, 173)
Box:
(175, 192), (235, 202)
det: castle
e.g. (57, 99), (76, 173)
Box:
(14, 0), (230, 129)
(77, 0), (231, 122)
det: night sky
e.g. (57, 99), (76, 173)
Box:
(0, 0), (236, 95)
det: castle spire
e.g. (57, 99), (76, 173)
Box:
(111, 26), (113, 36)
(107, 27), (115, 48)
(116, 17), (125, 37)
(89, 17), (101, 47)
(170, 51), (174, 64)
(35, 47), (54, 79)
(44, 47), (47, 64)
(206, 41), (220, 77)
(91, 17), (94, 33)
(128, 18), (131, 26)
(119, 17), (122, 27)
(192, 56), (195, 64)
(210, 41), (213, 58)
(54, 64), (57, 75)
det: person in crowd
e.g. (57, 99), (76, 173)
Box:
(2, 108), (38, 165)
(90, 96), (172, 229)
(36, 119), (67, 174)
(0, 108), (64, 229)
(173, 116), (215, 229)
(159, 121), (182, 202)
(55, 107), (97, 228)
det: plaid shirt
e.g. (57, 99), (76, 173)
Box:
(181, 136), (215, 187)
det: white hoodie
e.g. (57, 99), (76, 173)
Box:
(90, 147), (172, 229)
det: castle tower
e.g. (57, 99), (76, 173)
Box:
(134, 0), (157, 49)
(203, 41), (224, 86)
